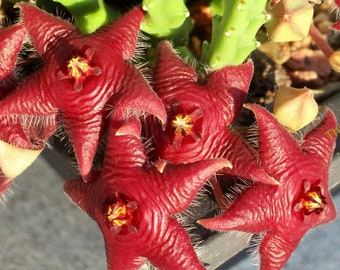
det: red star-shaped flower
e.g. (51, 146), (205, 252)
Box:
(0, 3), (166, 179)
(199, 104), (337, 270)
(145, 41), (276, 185)
(64, 115), (231, 269)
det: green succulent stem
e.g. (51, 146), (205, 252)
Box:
(141, 0), (193, 46)
(201, 0), (268, 68)
(53, 0), (119, 33)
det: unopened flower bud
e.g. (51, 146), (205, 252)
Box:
(265, 0), (314, 42)
(273, 87), (318, 131)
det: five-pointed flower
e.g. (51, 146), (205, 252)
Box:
(199, 104), (337, 270)
(64, 115), (231, 269)
(0, 3), (166, 179)
(145, 41), (277, 185)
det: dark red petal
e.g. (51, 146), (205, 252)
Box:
(115, 117), (141, 137)
(64, 172), (102, 217)
(110, 67), (167, 125)
(259, 231), (300, 270)
(153, 41), (198, 91)
(0, 119), (32, 149)
(148, 219), (205, 270)
(18, 3), (77, 55)
(206, 60), (253, 122)
(159, 158), (231, 214)
(92, 7), (145, 60)
(198, 184), (269, 233)
(0, 74), (58, 117)
(221, 131), (279, 185)
(245, 103), (301, 180)
(64, 177), (90, 213)
(63, 114), (103, 180)
(302, 107), (337, 167)
(104, 117), (147, 169)
(0, 24), (27, 80)
(105, 238), (145, 270)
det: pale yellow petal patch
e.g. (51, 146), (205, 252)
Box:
(0, 140), (43, 179)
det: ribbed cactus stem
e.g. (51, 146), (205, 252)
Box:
(201, 0), (268, 68)
(54, 0), (119, 33)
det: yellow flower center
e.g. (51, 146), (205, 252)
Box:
(106, 201), (134, 228)
(171, 114), (193, 135)
(67, 56), (91, 79)
(57, 48), (102, 91)
(302, 191), (324, 213)
(294, 181), (327, 221)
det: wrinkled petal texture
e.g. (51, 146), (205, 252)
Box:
(0, 24), (27, 80)
(0, 3), (166, 178)
(200, 104), (337, 270)
(145, 41), (276, 185)
(64, 116), (230, 269)
(148, 41), (253, 162)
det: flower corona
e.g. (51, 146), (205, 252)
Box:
(58, 48), (102, 91)
(171, 114), (193, 136)
(294, 180), (327, 221)
(105, 199), (137, 233)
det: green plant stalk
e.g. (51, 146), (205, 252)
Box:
(54, 0), (119, 33)
(210, 0), (224, 15)
(201, 0), (268, 68)
(141, 0), (192, 41)
(140, 0), (194, 63)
